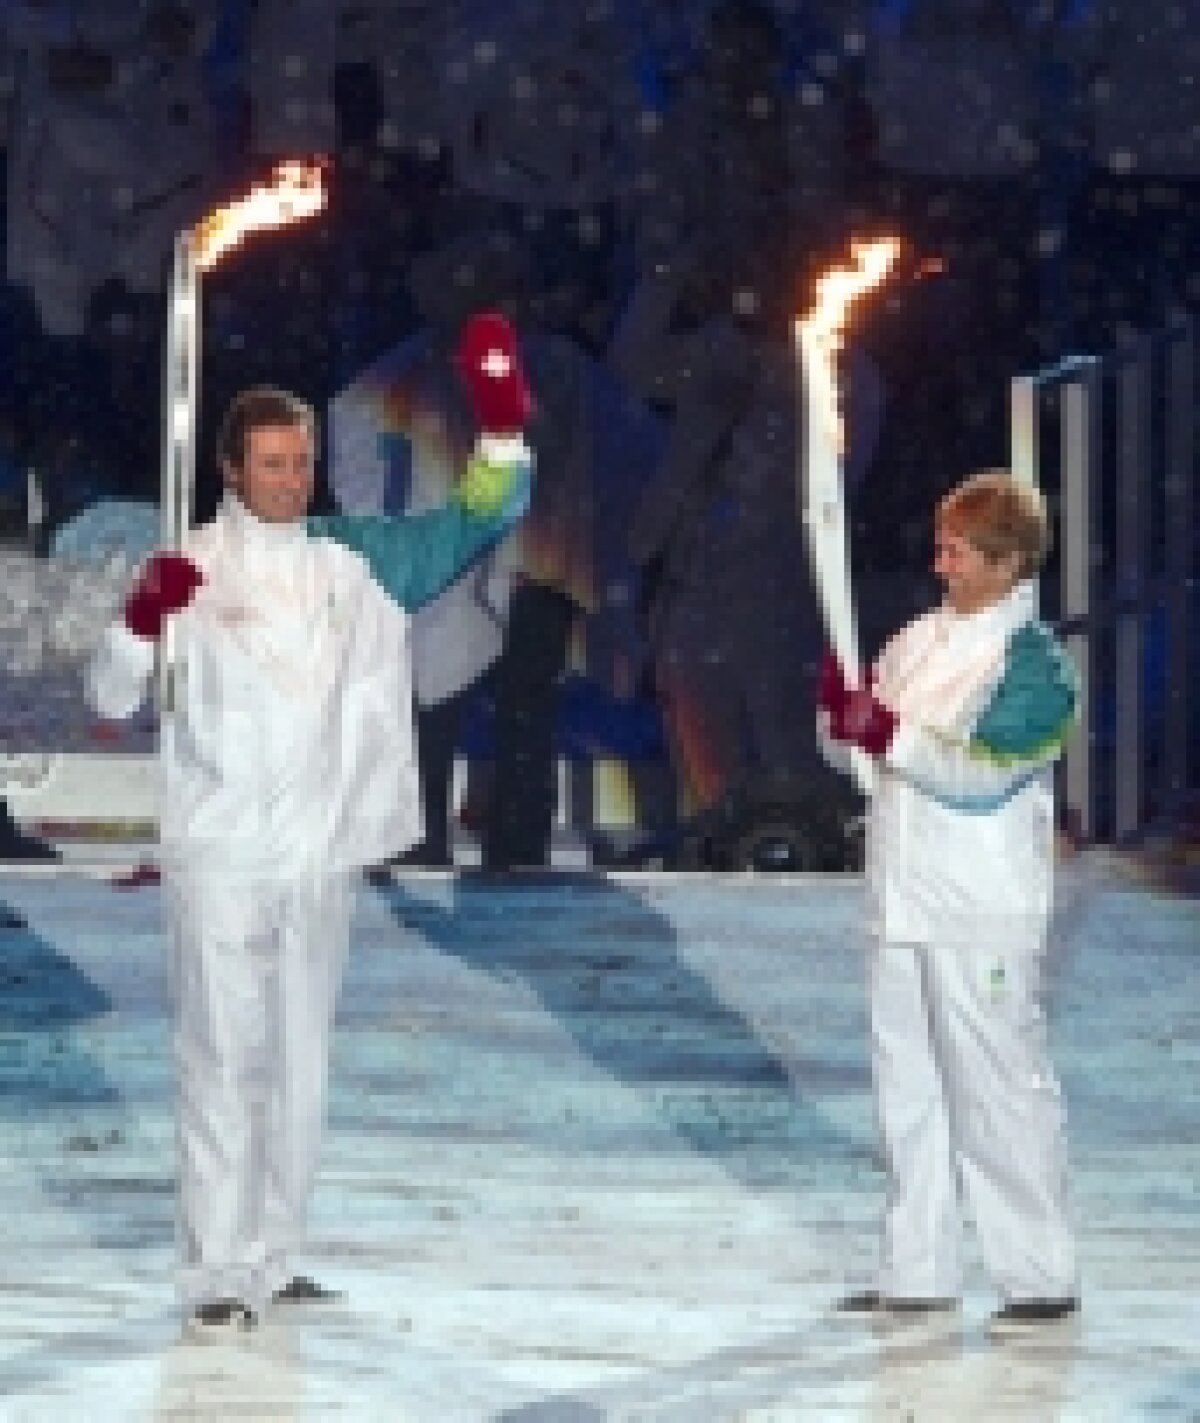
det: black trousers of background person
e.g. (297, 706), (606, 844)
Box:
(484, 580), (577, 871)
(412, 683), (475, 868)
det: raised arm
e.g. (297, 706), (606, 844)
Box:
(307, 438), (532, 612)
(310, 310), (536, 611)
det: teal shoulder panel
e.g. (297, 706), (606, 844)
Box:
(970, 622), (1078, 766)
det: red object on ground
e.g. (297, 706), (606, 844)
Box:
(111, 862), (161, 889)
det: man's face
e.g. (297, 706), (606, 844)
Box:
(224, 422), (315, 524)
(933, 522), (1021, 614)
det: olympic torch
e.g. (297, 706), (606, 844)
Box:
(159, 159), (328, 714)
(795, 238), (902, 796)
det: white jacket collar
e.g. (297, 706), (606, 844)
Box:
(937, 579), (1036, 644)
(876, 580), (1037, 733)
(221, 491), (307, 555)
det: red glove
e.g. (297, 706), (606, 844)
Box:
(455, 311), (534, 436)
(123, 552), (204, 641)
(827, 686), (899, 757)
(817, 650), (876, 714)
(817, 650), (849, 715)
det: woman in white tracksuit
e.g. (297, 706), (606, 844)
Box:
(819, 470), (1079, 1334)
(86, 351), (532, 1333)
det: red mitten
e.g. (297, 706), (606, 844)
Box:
(818, 651), (876, 713)
(455, 311), (533, 436)
(817, 650), (849, 714)
(123, 552), (204, 641)
(828, 687), (899, 757)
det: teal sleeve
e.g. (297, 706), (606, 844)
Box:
(970, 623), (1079, 767)
(307, 456), (531, 612)
(884, 622), (1079, 813)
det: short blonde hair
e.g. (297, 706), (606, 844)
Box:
(936, 469), (1051, 580)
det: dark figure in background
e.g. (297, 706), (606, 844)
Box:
(382, 227), (531, 868)
(481, 288), (597, 872)
(607, 252), (883, 853)
(373, 214), (601, 872)
(484, 578), (577, 869)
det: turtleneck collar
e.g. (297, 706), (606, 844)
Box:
(876, 579), (1039, 730)
(221, 490), (307, 552)
(940, 578), (1037, 638)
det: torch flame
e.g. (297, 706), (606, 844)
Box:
(193, 159), (328, 271)
(795, 237), (902, 452)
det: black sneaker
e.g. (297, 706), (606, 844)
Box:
(187, 1298), (256, 1338)
(989, 1298), (1079, 1335)
(837, 1290), (957, 1315)
(0, 805), (60, 861)
(272, 1275), (343, 1304)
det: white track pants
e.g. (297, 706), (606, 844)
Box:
(869, 933), (1076, 1303)
(164, 868), (353, 1313)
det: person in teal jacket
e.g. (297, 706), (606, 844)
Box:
(87, 335), (533, 1337)
(818, 470), (1080, 1335)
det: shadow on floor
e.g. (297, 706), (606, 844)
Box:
(369, 872), (864, 1192)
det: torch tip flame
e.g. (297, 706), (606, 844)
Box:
(795, 236), (904, 450)
(194, 158), (329, 271)
(795, 236), (903, 347)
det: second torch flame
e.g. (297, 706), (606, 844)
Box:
(794, 237), (903, 797)
(796, 237), (901, 448)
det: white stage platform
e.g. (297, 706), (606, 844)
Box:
(0, 855), (1196, 1419)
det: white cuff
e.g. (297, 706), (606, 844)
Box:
(881, 718), (922, 773)
(85, 617), (157, 720)
(476, 433), (531, 464)
(108, 617), (159, 672)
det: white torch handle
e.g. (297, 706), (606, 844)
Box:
(800, 340), (874, 796)
(159, 230), (200, 718)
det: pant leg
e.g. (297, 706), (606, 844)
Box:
(414, 690), (467, 867)
(924, 934), (1077, 1303)
(166, 868), (279, 1313)
(870, 937), (961, 1299)
(261, 871), (354, 1293)
(485, 581), (575, 869)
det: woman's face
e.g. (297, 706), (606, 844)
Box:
(933, 522), (1023, 614)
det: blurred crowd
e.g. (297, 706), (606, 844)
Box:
(1, 0), (1197, 866)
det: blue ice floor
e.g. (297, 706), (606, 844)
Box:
(0, 856), (1197, 1420)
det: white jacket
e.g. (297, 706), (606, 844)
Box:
(87, 495), (420, 877)
(822, 582), (1078, 943)
(86, 448), (531, 877)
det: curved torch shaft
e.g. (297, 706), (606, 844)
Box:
(156, 162), (327, 720)
(796, 239), (901, 797)
(159, 230), (200, 716)
(799, 331), (874, 796)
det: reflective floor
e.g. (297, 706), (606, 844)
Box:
(0, 854), (1196, 1420)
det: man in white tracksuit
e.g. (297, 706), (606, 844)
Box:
(86, 323), (533, 1335)
(818, 470), (1079, 1334)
